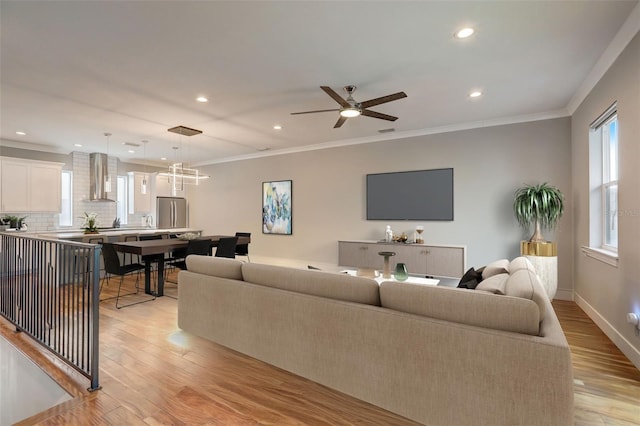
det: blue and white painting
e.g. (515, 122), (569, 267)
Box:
(262, 180), (292, 235)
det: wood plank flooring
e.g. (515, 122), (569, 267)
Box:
(1, 276), (639, 425)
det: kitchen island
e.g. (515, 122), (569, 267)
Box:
(37, 227), (201, 241)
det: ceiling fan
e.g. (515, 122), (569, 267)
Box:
(291, 85), (407, 128)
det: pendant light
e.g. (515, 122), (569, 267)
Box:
(141, 140), (148, 195)
(104, 132), (112, 193)
(159, 125), (210, 192)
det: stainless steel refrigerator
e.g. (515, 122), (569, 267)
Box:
(156, 196), (187, 229)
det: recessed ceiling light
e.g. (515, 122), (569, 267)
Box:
(455, 27), (475, 39)
(15, 131), (26, 136)
(196, 96), (208, 103)
(128, 150), (135, 154)
(160, 157), (167, 161)
(469, 91), (483, 98)
(74, 143), (83, 147)
(273, 125), (282, 130)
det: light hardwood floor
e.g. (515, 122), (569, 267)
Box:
(1, 275), (639, 425)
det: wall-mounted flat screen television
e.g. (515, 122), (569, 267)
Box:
(366, 168), (454, 221)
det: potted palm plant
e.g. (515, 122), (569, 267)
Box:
(513, 183), (564, 299)
(513, 183), (564, 242)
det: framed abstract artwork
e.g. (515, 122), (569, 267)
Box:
(262, 180), (292, 235)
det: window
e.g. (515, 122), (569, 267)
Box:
(116, 175), (128, 225)
(59, 170), (73, 227)
(588, 103), (618, 256)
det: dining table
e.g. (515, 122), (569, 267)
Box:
(110, 235), (250, 297)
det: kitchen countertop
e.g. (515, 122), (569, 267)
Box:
(37, 227), (201, 240)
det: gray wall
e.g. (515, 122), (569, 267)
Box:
(189, 117), (572, 296)
(571, 32), (640, 367)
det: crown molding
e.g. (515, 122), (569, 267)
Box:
(194, 109), (570, 166)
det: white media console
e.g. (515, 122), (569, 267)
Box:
(338, 240), (466, 278)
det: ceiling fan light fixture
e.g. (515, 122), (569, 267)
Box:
(340, 108), (361, 118)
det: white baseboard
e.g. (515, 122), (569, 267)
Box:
(554, 288), (574, 301)
(574, 292), (640, 370)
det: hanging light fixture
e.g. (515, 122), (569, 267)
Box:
(104, 132), (112, 193)
(158, 126), (210, 191)
(141, 140), (148, 195)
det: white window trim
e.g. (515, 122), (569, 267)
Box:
(601, 180), (618, 253)
(59, 170), (73, 227)
(581, 245), (618, 267)
(588, 103), (618, 254)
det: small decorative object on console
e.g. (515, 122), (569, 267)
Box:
(385, 225), (393, 242)
(394, 262), (408, 281)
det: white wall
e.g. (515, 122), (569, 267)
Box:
(571, 31), (640, 368)
(189, 117), (572, 296)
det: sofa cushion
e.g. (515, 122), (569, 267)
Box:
(380, 282), (540, 335)
(475, 273), (508, 295)
(242, 263), (381, 306)
(509, 256), (536, 273)
(457, 267), (483, 289)
(482, 259), (509, 279)
(185, 255), (244, 280)
(504, 269), (548, 318)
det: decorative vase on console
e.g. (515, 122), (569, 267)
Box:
(394, 263), (408, 281)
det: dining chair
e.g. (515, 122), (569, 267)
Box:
(101, 242), (153, 309)
(119, 234), (139, 265)
(164, 238), (212, 299)
(75, 235), (106, 288)
(214, 236), (238, 259)
(234, 232), (251, 261)
(166, 238), (212, 271)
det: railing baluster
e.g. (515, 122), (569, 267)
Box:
(0, 233), (100, 391)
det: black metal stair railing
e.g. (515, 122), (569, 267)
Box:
(0, 233), (101, 391)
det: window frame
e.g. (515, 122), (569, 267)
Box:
(59, 170), (73, 227)
(584, 103), (618, 265)
(116, 175), (128, 225)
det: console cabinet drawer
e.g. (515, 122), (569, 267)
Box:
(338, 241), (465, 278)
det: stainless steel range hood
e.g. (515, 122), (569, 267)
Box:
(89, 153), (115, 202)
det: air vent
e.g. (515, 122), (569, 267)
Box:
(168, 125), (202, 136)
(123, 142), (140, 147)
(378, 128), (396, 133)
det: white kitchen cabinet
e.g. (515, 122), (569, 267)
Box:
(128, 172), (152, 213)
(0, 157), (62, 212)
(338, 240), (466, 278)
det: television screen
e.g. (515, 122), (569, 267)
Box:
(366, 168), (454, 220)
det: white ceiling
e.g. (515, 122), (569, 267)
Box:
(1, 1), (638, 167)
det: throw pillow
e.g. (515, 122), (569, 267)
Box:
(476, 273), (509, 295)
(458, 267), (483, 289)
(482, 259), (510, 280)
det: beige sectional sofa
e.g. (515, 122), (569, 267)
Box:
(177, 256), (573, 426)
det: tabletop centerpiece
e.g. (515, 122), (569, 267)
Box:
(82, 212), (99, 234)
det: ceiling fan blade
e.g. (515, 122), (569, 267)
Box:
(360, 92), (407, 109)
(361, 109), (399, 121)
(291, 108), (339, 115)
(321, 86), (351, 108)
(334, 116), (348, 128)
